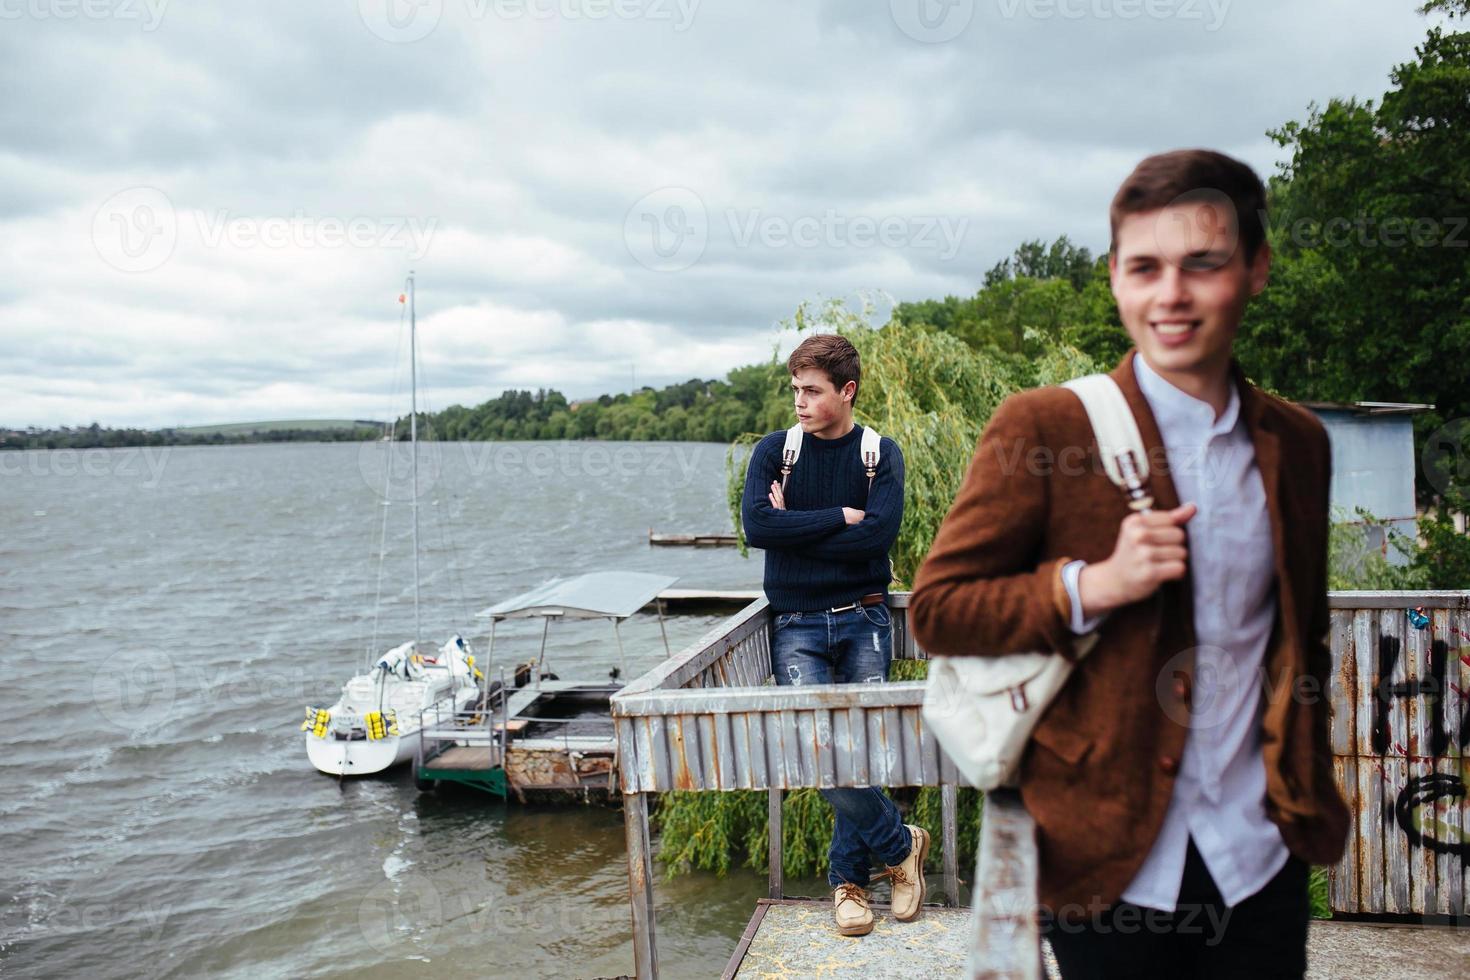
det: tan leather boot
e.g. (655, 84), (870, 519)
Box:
(883, 824), (929, 921)
(833, 882), (874, 936)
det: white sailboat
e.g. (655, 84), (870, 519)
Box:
(303, 272), (482, 776)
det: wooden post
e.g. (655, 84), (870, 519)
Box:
(941, 783), (960, 906)
(623, 790), (658, 979)
(768, 788), (783, 899)
(969, 789), (1040, 980)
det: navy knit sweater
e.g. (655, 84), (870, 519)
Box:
(740, 424), (905, 612)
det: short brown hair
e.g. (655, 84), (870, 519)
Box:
(1110, 149), (1268, 263)
(788, 333), (861, 405)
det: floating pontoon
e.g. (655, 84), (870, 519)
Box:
(413, 571), (678, 800)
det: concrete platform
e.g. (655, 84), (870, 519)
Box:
(723, 900), (1469, 979)
(1306, 920), (1470, 979)
(725, 899), (973, 978)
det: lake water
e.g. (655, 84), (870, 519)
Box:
(0, 440), (786, 979)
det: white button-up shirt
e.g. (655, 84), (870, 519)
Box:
(1062, 354), (1290, 910)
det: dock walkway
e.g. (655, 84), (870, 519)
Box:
(724, 900), (977, 978)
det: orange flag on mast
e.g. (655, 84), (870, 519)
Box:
(398, 293), (406, 304)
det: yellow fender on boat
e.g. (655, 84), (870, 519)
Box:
(302, 707), (331, 738)
(365, 711), (385, 741)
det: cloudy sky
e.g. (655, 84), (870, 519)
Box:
(0, 0), (1439, 429)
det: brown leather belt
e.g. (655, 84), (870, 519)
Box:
(827, 593), (886, 613)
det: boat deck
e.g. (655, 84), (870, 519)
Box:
(422, 746), (501, 771)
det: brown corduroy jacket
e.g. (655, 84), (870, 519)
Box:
(910, 349), (1351, 915)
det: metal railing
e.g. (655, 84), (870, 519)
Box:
(611, 589), (1470, 979)
(415, 686), (509, 768)
(611, 594), (979, 979)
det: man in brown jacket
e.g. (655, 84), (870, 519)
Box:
(911, 150), (1350, 978)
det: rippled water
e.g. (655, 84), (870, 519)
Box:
(1, 441), (777, 979)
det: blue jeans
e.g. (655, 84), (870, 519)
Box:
(770, 603), (910, 888)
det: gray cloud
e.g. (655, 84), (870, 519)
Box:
(0, 0), (1434, 428)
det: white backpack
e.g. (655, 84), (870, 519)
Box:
(779, 423), (882, 491)
(920, 374), (1154, 790)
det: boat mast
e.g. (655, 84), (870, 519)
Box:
(409, 270), (421, 646)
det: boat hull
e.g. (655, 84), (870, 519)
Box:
(306, 731), (416, 776)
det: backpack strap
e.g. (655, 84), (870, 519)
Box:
(860, 425), (881, 489)
(780, 423), (803, 491)
(778, 423), (884, 491)
(1060, 374), (1154, 512)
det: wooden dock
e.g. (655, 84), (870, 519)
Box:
(422, 745), (499, 771)
(647, 528), (738, 547)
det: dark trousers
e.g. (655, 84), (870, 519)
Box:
(1044, 838), (1310, 979)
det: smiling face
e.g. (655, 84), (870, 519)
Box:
(791, 368), (855, 440)
(1110, 200), (1270, 404)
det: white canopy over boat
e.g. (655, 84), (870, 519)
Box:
(474, 571), (681, 675)
(475, 571), (679, 622)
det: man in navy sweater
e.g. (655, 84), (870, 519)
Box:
(739, 332), (925, 938)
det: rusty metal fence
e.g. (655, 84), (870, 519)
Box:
(610, 590), (1470, 978)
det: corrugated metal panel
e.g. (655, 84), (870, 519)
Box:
(612, 591), (1470, 918)
(1331, 600), (1469, 916)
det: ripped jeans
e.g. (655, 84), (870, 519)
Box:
(770, 603), (910, 889)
